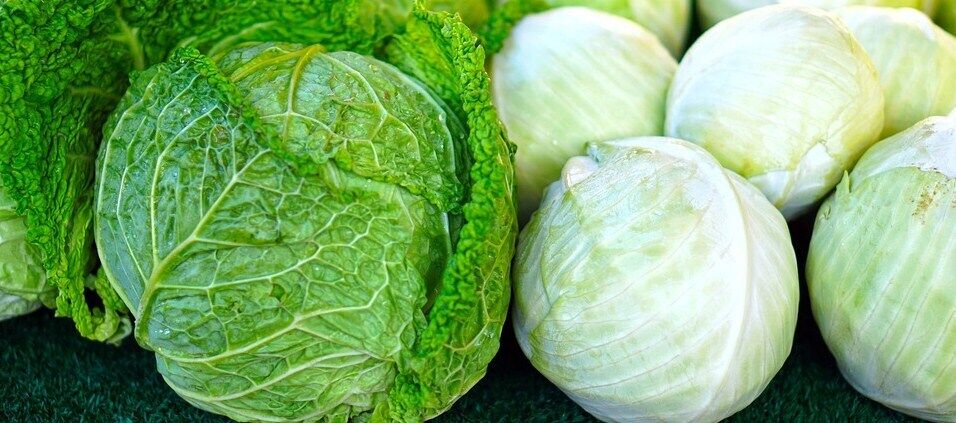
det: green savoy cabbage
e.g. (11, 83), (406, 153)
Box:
(2, 1), (517, 421)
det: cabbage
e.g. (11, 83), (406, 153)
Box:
(513, 137), (799, 423)
(492, 7), (676, 220)
(541, 0), (692, 55)
(807, 114), (956, 421)
(0, 179), (51, 321)
(93, 33), (517, 420)
(836, 6), (956, 137)
(698, 0), (939, 28)
(4, 0), (518, 419)
(666, 5), (885, 219)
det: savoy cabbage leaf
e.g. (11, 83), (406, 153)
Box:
(0, 0), (430, 340)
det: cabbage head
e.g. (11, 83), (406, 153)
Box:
(836, 6), (956, 137)
(666, 5), (884, 219)
(492, 7), (676, 220)
(698, 0), (939, 28)
(82, 5), (516, 423)
(540, 0), (692, 56)
(808, 114), (956, 422)
(513, 137), (799, 423)
(0, 179), (52, 321)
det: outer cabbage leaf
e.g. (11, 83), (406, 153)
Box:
(492, 7), (676, 221)
(95, 6), (516, 423)
(98, 45), (455, 421)
(698, 0), (939, 28)
(666, 5), (884, 219)
(514, 137), (799, 423)
(0, 0), (397, 341)
(808, 115), (956, 422)
(836, 6), (956, 137)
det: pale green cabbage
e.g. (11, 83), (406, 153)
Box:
(836, 6), (956, 137)
(492, 7), (676, 220)
(513, 137), (799, 423)
(698, 0), (939, 28)
(666, 5), (885, 219)
(540, 0), (692, 55)
(807, 114), (956, 422)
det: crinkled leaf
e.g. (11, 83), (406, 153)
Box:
(0, 0), (389, 340)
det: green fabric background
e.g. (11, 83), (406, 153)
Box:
(0, 214), (922, 422)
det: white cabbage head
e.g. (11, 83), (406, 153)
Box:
(835, 6), (956, 137)
(808, 114), (956, 422)
(492, 7), (676, 221)
(513, 137), (799, 423)
(540, 0), (692, 56)
(698, 0), (939, 28)
(666, 5), (885, 219)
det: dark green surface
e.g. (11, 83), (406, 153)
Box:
(0, 215), (916, 423)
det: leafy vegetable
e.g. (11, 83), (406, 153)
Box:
(698, 0), (939, 28)
(0, 0), (404, 341)
(491, 7), (676, 220)
(666, 5), (884, 219)
(0, 179), (51, 321)
(4, 1), (516, 421)
(807, 114), (956, 422)
(513, 137), (799, 423)
(836, 6), (956, 138)
(539, 0), (692, 56)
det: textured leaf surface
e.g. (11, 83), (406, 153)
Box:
(383, 10), (517, 420)
(95, 7), (516, 420)
(0, 0), (391, 340)
(6, 1), (515, 420)
(97, 45), (456, 421)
